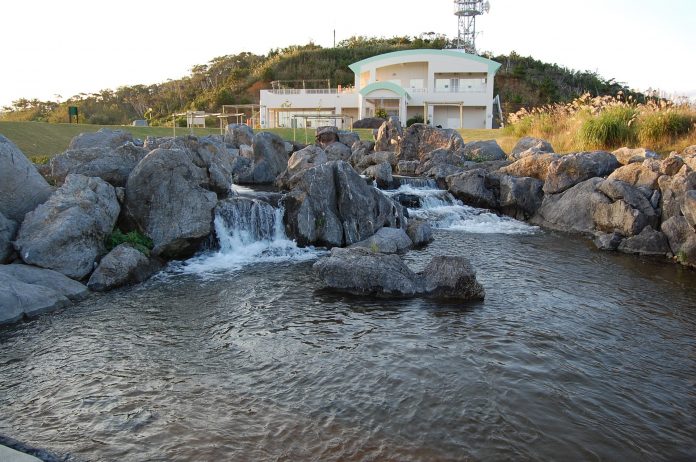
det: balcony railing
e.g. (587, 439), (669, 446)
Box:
(266, 88), (357, 95)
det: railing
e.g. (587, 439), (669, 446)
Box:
(266, 88), (357, 95)
(433, 86), (486, 93)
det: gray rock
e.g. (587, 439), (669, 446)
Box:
(68, 128), (133, 150)
(406, 219), (433, 246)
(0, 135), (53, 222)
(87, 244), (162, 292)
(617, 227), (671, 256)
(0, 212), (18, 263)
(499, 175), (544, 220)
(283, 161), (406, 247)
(313, 247), (421, 297)
(14, 174), (120, 279)
(374, 116), (403, 152)
(363, 162), (394, 189)
(397, 124), (464, 162)
(461, 140), (506, 162)
(324, 141), (352, 162)
(661, 216), (696, 266)
(337, 131), (360, 148)
(236, 132), (289, 184)
(593, 232), (624, 251)
(357, 151), (398, 170)
(422, 256), (485, 300)
(681, 190), (696, 229)
(543, 151), (620, 194)
(350, 227), (413, 254)
(396, 160), (420, 176)
(531, 178), (603, 234)
(658, 168), (696, 222)
(48, 143), (149, 187)
(592, 179), (659, 236)
(510, 137), (554, 159)
(446, 169), (498, 209)
(316, 126), (339, 147)
(606, 161), (661, 190)
(0, 264), (88, 300)
(423, 164), (466, 185)
(416, 148), (466, 176)
(353, 117), (386, 129)
(0, 273), (70, 325)
(612, 147), (659, 165)
(224, 124), (254, 148)
(660, 156), (684, 176)
(275, 145), (328, 190)
(125, 148), (217, 259)
(349, 140), (375, 168)
(498, 153), (560, 181)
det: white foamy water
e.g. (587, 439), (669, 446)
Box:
(385, 184), (539, 235)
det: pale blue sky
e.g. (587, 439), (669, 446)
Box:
(2, 0), (694, 107)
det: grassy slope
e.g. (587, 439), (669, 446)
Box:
(0, 121), (512, 160)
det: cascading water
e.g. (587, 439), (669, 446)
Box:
(385, 184), (538, 234)
(393, 176), (438, 189)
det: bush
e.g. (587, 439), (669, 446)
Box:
(638, 110), (695, 145)
(375, 108), (389, 119)
(406, 114), (424, 127)
(107, 229), (153, 256)
(577, 105), (637, 150)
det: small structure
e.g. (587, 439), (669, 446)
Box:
(132, 119), (148, 127)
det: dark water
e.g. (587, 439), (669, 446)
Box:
(2, 210), (696, 460)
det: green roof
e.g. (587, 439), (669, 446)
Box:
(349, 49), (501, 75)
(359, 81), (410, 99)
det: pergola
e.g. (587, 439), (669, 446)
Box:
(290, 114), (353, 143)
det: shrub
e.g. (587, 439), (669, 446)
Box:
(406, 114), (424, 127)
(638, 110), (695, 145)
(107, 229), (153, 256)
(375, 108), (389, 119)
(577, 105), (637, 149)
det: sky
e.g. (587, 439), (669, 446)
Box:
(2, 0), (695, 108)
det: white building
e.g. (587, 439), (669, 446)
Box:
(259, 49), (501, 130)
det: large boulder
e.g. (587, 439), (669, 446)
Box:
(406, 219), (433, 246)
(224, 123), (254, 148)
(14, 174), (119, 279)
(275, 145), (328, 190)
(125, 148), (217, 259)
(607, 161), (661, 189)
(592, 179), (659, 236)
(682, 190), (696, 229)
(416, 148), (466, 176)
(0, 273), (70, 325)
(337, 131), (360, 148)
(47, 142), (149, 187)
(396, 160), (420, 176)
(658, 167), (696, 222)
(498, 153), (560, 181)
(0, 135), (53, 222)
(349, 140), (375, 168)
(315, 126), (339, 147)
(498, 175), (544, 220)
(612, 147), (659, 165)
(617, 226), (671, 256)
(661, 216), (696, 266)
(324, 141), (352, 162)
(397, 124), (464, 162)
(460, 140), (506, 162)
(510, 137), (554, 159)
(0, 212), (18, 263)
(357, 151), (398, 170)
(363, 162), (394, 189)
(0, 264), (88, 301)
(282, 161), (406, 247)
(374, 116), (403, 152)
(446, 169), (498, 209)
(236, 132), (289, 184)
(543, 151), (620, 194)
(531, 178), (603, 234)
(353, 117), (386, 129)
(660, 156), (684, 176)
(422, 256), (485, 300)
(68, 128), (133, 150)
(349, 227), (413, 254)
(87, 244), (162, 292)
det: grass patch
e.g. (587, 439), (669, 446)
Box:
(578, 105), (637, 150)
(107, 229), (153, 256)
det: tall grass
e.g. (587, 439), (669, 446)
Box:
(505, 93), (696, 154)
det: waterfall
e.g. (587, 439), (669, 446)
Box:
(393, 176), (438, 189)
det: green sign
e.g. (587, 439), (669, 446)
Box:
(68, 106), (78, 116)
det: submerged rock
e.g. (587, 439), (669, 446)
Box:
(617, 227), (671, 256)
(421, 256), (485, 300)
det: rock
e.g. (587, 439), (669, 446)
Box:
(363, 162), (394, 189)
(14, 174), (120, 279)
(47, 142), (149, 187)
(592, 179), (659, 236)
(397, 124), (464, 162)
(416, 148), (466, 175)
(0, 273), (70, 325)
(607, 161), (661, 189)
(349, 140), (375, 168)
(357, 151), (398, 170)
(682, 190), (696, 229)
(350, 227), (413, 254)
(353, 117), (386, 129)
(658, 168), (696, 222)
(316, 126), (339, 147)
(424, 164), (466, 186)
(617, 227), (671, 256)
(125, 148), (217, 259)
(87, 244), (162, 292)
(236, 132), (289, 184)
(337, 131), (360, 148)
(324, 141), (352, 162)
(498, 153), (560, 181)
(392, 192), (422, 208)
(593, 231), (624, 251)
(282, 161), (406, 247)
(275, 145), (328, 190)
(374, 116), (403, 152)
(224, 123), (254, 148)
(661, 216), (696, 266)
(461, 140), (506, 162)
(422, 256), (485, 300)
(531, 178), (603, 234)
(510, 137), (554, 159)
(0, 212), (18, 263)
(397, 160), (420, 176)
(543, 151), (620, 194)
(0, 264), (88, 300)
(406, 219), (433, 246)
(313, 247), (421, 297)
(612, 147), (659, 165)
(68, 128), (133, 150)
(498, 175), (544, 220)
(660, 156), (684, 176)
(0, 135), (53, 222)
(446, 169), (498, 209)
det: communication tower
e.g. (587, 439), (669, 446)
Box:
(454, 0), (490, 54)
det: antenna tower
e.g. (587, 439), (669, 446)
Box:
(454, 0), (490, 54)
